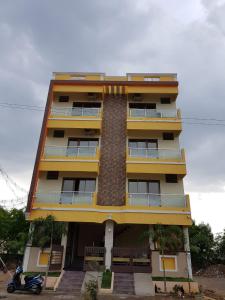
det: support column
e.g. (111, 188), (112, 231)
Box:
(61, 223), (68, 270)
(149, 225), (155, 251)
(23, 223), (34, 272)
(104, 220), (114, 270)
(183, 227), (193, 279)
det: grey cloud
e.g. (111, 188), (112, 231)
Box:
(0, 0), (225, 197)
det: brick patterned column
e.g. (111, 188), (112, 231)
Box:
(97, 94), (127, 206)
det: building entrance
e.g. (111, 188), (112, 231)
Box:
(65, 222), (105, 270)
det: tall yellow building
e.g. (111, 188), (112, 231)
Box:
(24, 72), (192, 293)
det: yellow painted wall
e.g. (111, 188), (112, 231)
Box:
(161, 257), (176, 271)
(38, 251), (50, 266)
(28, 206), (192, 225)
(127, 120), (182, 132)
(39, 160), (99, 173)
(127, 86), (178, 94)
(47, 119), (101, 129)
(126, 162), (186, 175)
(53, 85), (104, 93)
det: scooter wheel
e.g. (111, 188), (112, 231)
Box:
(7, 285), (15, 293)
(34, 286), (42, 295)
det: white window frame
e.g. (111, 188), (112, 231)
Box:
(159, 255), (178, 272)
(37, 249), (50, 267)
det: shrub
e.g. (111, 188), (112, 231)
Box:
(101, 269), (112, 289)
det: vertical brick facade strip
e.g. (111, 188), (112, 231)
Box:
(97, 94), (127, 206)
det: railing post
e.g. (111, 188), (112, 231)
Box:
(104, 220), (114, 270)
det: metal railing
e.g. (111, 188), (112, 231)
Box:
(129, 108), (177, 118)
(44, 146), (97, 157)
(128, 193), (187, 208)
(51, 107), (100, 117)
(128, 148), (182, 159)
(35, 191), (94, 205)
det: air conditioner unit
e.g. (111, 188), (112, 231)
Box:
(87, 93), (97, 100)
(133, 93), (142, 101)
(84, 129), (97, 136)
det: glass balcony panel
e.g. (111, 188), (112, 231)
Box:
(128, 148), (181, 159)
(129, 108), (177, 118)
(44, 146), (97, 157)
(128, 193), (186, 208)
(60, 192), (73, 204)
(66, 147), (79, 156)
(35, 191), (94, 205)
(51, 107), (99, 117)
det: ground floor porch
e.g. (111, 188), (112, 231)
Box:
(23, 221), (192, 279)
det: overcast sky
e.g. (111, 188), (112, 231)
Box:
(0, 0), (225, 234)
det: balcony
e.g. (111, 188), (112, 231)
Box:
(127, 109), (182, 133)
(35, 191), (95, 205)
(31, 192), (191, 226)
(127, 148), (186, 175)
(47, 107), (102, 130)
(44, 145), (97, 157)
(39, 146), (99, 173)
(128, 193), (188, 208)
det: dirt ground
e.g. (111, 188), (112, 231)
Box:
(194, 276), (225, 299)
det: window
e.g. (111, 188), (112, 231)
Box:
(59, 96), (69, 102)
(163, 132), (174, 140)
(62, 178), (96, 192)
(160, 97), (171, 104)
(37, 250), (50, 267)
(160, 255), (177, 272)
(61, 178), (96, 204)
(67, 138), (98, 156)
(46, 171), (59, 180)
(72, 102), (101, 116)
(129, 139), (157, 149)
(129, 139), (158, 158)
(128, 180), (160, 194)
(165, 174), (178, 183)
(129, 103), (156, 109)
(53, 130), (64, 138)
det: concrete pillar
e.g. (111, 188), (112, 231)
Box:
(149, 225), (155, 250)
(61, 223), (68, 270)
(23, 223), (34, 272)
(104, 220), (114, 270)
(183, 227), (193, 279)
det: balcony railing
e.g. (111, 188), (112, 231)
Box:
(35, 191), (94, 205)
(51, 107), (100, 117)
(129, 109), (177, 118)
(128, 148), (182, 159)
(128, 193), (187, 208)
(44, 146), (97, 157)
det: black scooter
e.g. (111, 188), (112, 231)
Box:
(7, 265), (44, 294)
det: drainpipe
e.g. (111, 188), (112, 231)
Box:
(61, 223), (68, 270)
(104, 220), (114, 270)
(183, 227), (193, 279)
(23, 223), (34, 272)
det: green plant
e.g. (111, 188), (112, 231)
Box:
(152, 276), (193, 282)
(101, 269), (112, 289)
(85, 279), (98, 300)
(31, 215), (66, 249)
(173, 284), (185, 296)
(142, 225), (183, 292)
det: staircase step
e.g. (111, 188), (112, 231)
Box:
(113, 273), (135, 295)
(57, 271), (85, 294)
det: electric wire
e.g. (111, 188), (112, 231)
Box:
(1, 102), (225, 126)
